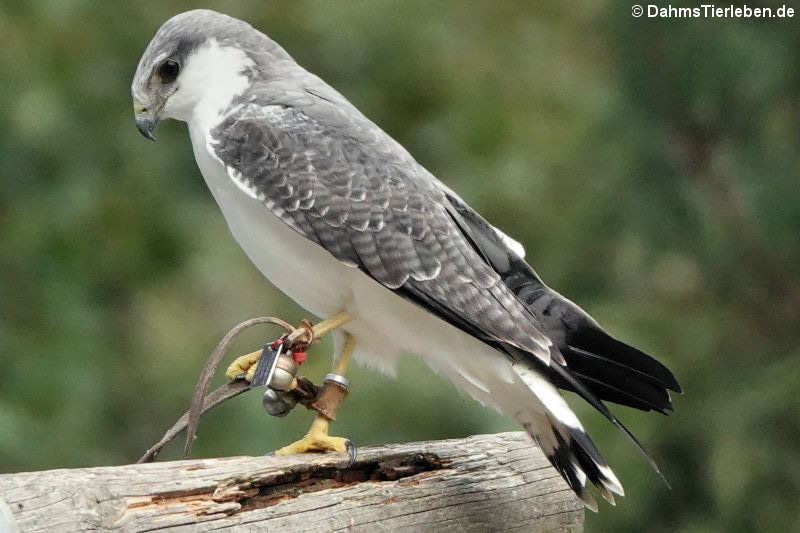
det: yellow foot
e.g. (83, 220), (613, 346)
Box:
(275, 433), (351, 454)
(225, 350), (261, 382)
(274, 416), (356, 464)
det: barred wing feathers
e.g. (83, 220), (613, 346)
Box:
(209, 93), (552, 364)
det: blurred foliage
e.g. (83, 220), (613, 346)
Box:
(1, 1), (799, 531)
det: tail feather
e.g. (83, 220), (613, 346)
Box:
(437, 187), (681, 506)
(545, 353), (670, 485)
(512, 362), (624, 511)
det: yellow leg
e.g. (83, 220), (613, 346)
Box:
(275, 334), (356, 457)
(225, 311), (354, 382)
(332, 333), (354, 376)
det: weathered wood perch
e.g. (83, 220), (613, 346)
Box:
(0, 432), (584, 532)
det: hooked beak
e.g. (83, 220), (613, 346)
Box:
(133, 101), (158, 141)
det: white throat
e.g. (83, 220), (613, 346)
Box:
(162, 38), (255, 131)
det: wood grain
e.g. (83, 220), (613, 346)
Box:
(0, 432), (584, 532)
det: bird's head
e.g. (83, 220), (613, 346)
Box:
(131, 9), (291, 140)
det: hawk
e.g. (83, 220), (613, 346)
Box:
(131, 9), (680, 510)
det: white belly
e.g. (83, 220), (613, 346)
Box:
(189, 126), (517, 410)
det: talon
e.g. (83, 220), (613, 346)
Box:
(345, 440), (357, 467)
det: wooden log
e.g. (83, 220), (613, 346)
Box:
(0, 432), (584, 532)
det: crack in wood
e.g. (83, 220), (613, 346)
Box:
(122, 452), (443, 523)
(236, 453), (443, 512)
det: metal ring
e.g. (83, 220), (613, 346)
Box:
(324, 373), (350, 390)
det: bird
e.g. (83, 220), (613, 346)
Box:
(131, 9), (681, 510)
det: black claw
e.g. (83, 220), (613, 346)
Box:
(345, 440), (357, 467)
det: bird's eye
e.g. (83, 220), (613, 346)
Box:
(157, 59), (180, 83)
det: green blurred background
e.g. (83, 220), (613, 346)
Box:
(1, 1), (798, 531)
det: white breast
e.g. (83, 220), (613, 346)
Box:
(188, 123), (349, 315)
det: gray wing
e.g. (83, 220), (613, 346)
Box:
(210, 90), (552, 363)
